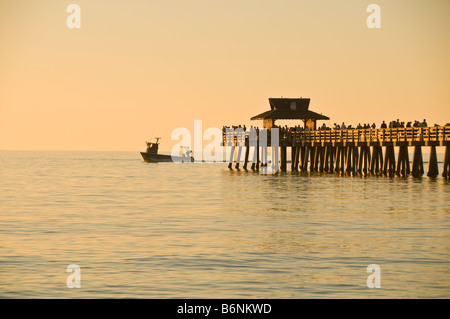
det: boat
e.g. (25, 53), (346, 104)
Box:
(140, 138), (193, 162)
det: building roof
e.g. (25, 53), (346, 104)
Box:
(251, 98), (329, 121)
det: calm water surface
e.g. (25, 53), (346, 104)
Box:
(0, 151), (449, 298)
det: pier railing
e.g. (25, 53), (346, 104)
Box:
(293, 126), (449, 144)
(224, 126), (450, 147)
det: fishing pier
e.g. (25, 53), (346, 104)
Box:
(222, 98), (450, 178)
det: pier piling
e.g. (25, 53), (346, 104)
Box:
(235, 146), (242, 169)
(427, 146), (439, 177)
(280, 146), (287, 172)
(411, 146), (424, 177)
(443, 146), (450, 179)
(291, 147), (296, 171)
(383, 146), (396, 177)
(370, 146), (383, 175)
(243, 146), (250, 170)
(302, 146), (309, 172)
(396, 146), (410, 177)
(228, 146), (235, 169)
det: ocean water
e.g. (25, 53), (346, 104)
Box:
(0, 150), (449, 298)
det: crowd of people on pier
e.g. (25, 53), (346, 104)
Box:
(380, 119), (431, 128)
(222, 118), (444, 134)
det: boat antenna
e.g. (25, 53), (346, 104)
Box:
(149, 129), (154, 143)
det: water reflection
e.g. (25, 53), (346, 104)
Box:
(0, 152), (449, 298)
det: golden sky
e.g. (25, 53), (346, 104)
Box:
(1, 0), (449, 151)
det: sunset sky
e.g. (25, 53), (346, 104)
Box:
(1, 0), (449, 151)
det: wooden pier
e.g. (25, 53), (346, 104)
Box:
(223, 126), (450, 178)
